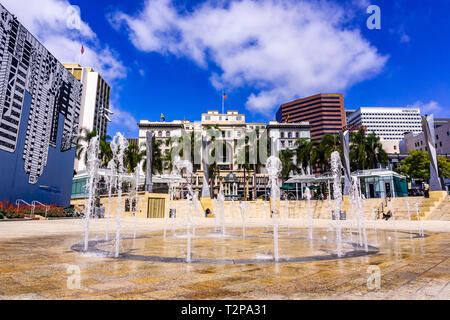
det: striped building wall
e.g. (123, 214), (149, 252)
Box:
(276, 93), (346, 141)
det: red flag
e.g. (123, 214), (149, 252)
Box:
(81, 45), (85, 55)
(223, 93), (228, 100)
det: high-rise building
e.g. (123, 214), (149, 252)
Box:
(276, 93), (346, 141)
(64, 64), (112, 172)
(347, 107), (422, 141)
(0, 4), (81, 206)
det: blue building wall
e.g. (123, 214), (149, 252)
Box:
(0, 92), (76, 207)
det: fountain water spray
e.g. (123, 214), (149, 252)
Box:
(173, 159), (194, 263)
(132, 168), (139, 239)
(84, 136), (100, 252)
(415, 203), (424, 237)
(407, 202), (413, 239)
(388, 200), (398, 234)
(239, 201), (246, 238)
(330, 151), (343, 257)
(217, 185), (226, 236)
(305, 187), (313, 240)
(112, 133), (128, 258)
(351, 177), (368, 252)
(266, 156), (282, 262)
(105, 159), (116, 241)
(371, 208), (378, 245)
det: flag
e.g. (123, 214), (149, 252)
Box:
(285, 114), (290, 122)
(81, 45), (85, 55)
(223, 93), (228, 100)
(161, 113), (166, 122)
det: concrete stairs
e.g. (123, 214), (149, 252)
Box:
(426, 193), (450, 220)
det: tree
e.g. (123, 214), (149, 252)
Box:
(350, 127), (369, 171)
(350, 128), (387, 171)
(365, 132), (388, 169)
(124, 143), (145, 173)
(99, 135), (112, 167)
(75, 128), (98, 166)
(295, 138), (318, 174)
(438, 156), (450, 179)
(395, 150), (430, 180)
(316, 134), (340, 173)
(205, 124), (225, 197)
(279, 149), (295, 182)
(142, 140), (164, 175)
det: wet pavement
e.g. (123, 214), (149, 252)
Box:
(0, 218), (449, 300)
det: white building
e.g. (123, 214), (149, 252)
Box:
(347, 107), (422, 141)
(347, 107), (422, 154)
(64, 64), (112, 172)
(266, 121), (311, 156)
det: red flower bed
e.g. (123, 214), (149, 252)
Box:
(0, 201), (66, 219)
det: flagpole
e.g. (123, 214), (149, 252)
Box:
(222, 90), (224, 114)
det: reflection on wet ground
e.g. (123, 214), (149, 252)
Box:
(0, 223), (449, 300)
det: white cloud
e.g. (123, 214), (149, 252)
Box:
(410, 101), (448, 117)
(111, 0), (387, 115)
(1, 0), (126, 83)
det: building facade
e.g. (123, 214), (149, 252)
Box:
(400, 118), (450, 155)
(137, 110), (311, 199)
(0, 4), (82, 206)
(266, 121), (311, 158)
(347, 107), (422, 142)
(276, 93), (346, 141)
(64, 64), (112, 173)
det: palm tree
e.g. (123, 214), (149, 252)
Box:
(295, 138), (318, 174)
(279, 149), (295, 182)
(124, 143), (146, 173)
(365, 132), (388, 169)
(316, 134), (341, 173)
(350, 127), (369, 171)
(350, 128), (387, 171)
(236, 135), (252, 200)
(142, 140), (164, 175)
(76, 128), (98, 166)
(204, 124), (225, 197)
(99, 135), (112, 167)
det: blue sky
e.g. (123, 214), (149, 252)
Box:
(2, 0), (450, 137)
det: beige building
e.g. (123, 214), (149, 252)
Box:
(137, 110), (311, 199)
(64, 64), (112, 173)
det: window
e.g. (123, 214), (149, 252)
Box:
(281, 141), (285, 148)
(158, 131), (162, 137)
(296, 132), (299, 138)
(166, 131), (170, 137)
(205, 116), (211, 121)
(280, 132), (285, 138)
(288, 132), (292, 139)
(288, 141), (293, 148)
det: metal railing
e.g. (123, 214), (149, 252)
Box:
(32, 201), (49, 219)
(15, 199), (33, 218)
